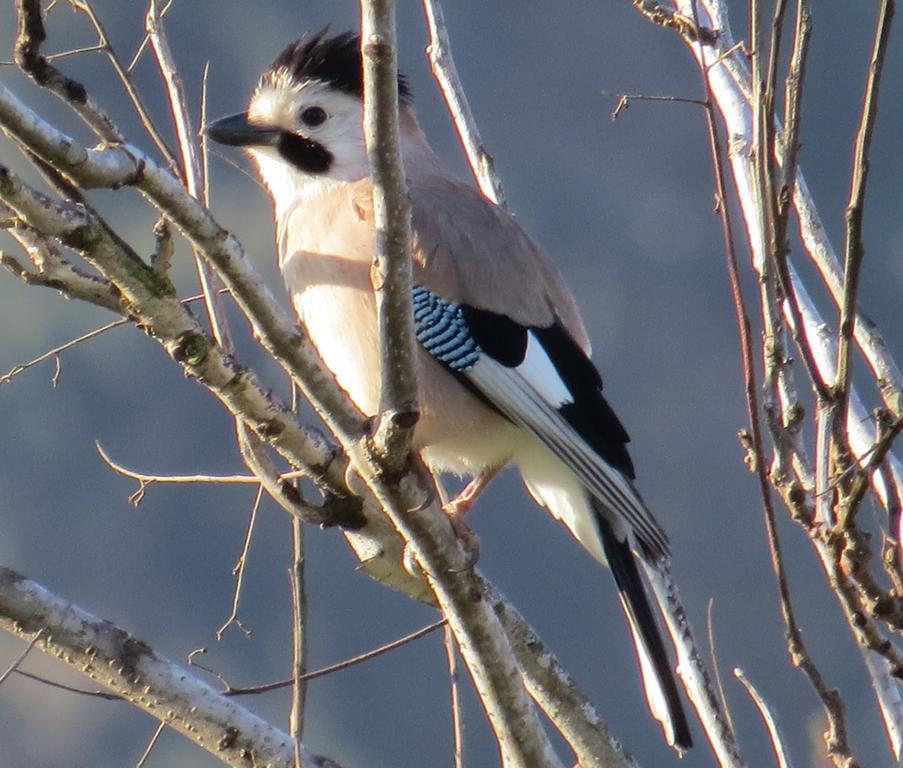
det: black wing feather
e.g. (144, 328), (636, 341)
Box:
(532, 322), (635, 479)
(460, 301), (635, 479)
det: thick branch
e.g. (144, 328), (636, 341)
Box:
(360, 1), (418, 472)
(0, 566), (339, 768)
(488, 585), (638, 768)
(347, 444), (562, 768)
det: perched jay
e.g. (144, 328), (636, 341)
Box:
(206, 29), (692, 751)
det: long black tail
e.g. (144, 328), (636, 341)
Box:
(595, 510), (693, 752)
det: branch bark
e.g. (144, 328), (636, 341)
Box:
(0, 566), (339, 768)
(361, 0), (419, 472)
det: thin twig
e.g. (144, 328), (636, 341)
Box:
(444, 626), (464, 768)
(14, 0), (122, 142)
(289, 518), (307, 765)
(216, 485), (263, 640)
(13, 668), (120, 700)
(843, 416), (903, 522)
(44, 43), (103, 60)
(225, 618), (447, 695)
(706, 599), (733, 734)
(289, 383), (308, 760)
(0, 629), (43, 687)
(135, 722), (166, 768)
(146, 0), (230, 346)
(766, 1), (829, 400)
(66, 0), (178, 167)
(734, 668), (794, 768)
(96, 441), (304, 491)
(608, 91), (707, 120)
(835, 0), (895, 434)
(126, 0), (174, 72)
(0, 317), (126, 385)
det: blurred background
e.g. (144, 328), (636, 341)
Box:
(1, 1), (901, 766)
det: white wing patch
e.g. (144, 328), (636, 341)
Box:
(517, 332), (573, 407)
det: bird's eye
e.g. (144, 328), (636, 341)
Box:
(300, 106), (327, 128)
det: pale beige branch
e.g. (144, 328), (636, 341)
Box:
(0, 566), (340, 768)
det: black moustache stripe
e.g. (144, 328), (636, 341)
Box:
(277, 132), (333, 174)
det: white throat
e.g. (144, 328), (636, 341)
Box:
(251, 148), (344, 218)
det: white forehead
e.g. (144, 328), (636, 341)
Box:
(249, 73), (353, 128)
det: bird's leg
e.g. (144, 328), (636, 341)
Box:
(444, 465), (502, 520)
(400, 458), (500, 572)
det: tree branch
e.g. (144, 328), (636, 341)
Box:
(361, 0), (418, 473)
(0, 566), (340, 768)
(834, 0), (895, 431)
(420, 0), (507, 207)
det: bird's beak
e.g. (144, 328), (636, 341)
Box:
(203, 112), (280, 148)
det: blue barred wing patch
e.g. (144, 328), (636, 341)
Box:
(412, 285), (481, 371)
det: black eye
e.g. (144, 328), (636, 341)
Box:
(300, 106), (327, 128)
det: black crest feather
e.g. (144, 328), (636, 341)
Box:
(267, 28), (411, 103)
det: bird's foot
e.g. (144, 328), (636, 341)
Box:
(444, 513), (481, 570)
(401, 512), (481, 577)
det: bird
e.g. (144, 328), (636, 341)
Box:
(205, 28), (692, 752)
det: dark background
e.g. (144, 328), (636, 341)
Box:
(1, 2), (901, 766)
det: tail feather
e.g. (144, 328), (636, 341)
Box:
(596, 510), (693, 753)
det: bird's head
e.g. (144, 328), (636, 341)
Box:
(205, 29), (413, 206)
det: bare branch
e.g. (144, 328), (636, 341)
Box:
(444, 626), (464, 768)
(349, 439), (562, 768)
(0, 80), (367, 447)
(2, 222), (123, 313)
(135, 722), (166, 768)
(0, 566), (341, 768)
(487, 585), (639, 768)
(651, 1), (903, 762)
(289, 516), (308, 762)
(360, 0), (418, 472)
(216, 485), (262, 640)
(14, 0), (121, 141)
(642, 561), (743, 766)
(734, 668), (794, 768)
(420, 0), (507, 207)
(0, 629), (42, 687)
(632, 0), (718, 44)
(146, 0), (230, 348)
(67, 0), (179, 167)
(834, 0), (896, 426)
(225, 618), (447, 695)
(0, 163), (364, 530)
(0, 317), (125, 385)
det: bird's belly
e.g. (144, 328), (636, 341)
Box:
(415, 354), (521, 475)
(294, 283), (382, 416)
